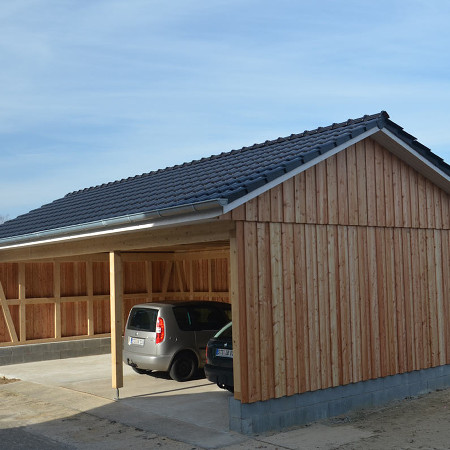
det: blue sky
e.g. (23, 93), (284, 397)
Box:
(1, 0), (450, 220)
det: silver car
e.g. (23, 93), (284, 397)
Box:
(123, 301), (231, 381)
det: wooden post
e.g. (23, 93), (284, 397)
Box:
(18, 263), (26, 342)
(110, 251), (124, 391)
(86, 261), (95, 336)
(229, 228), (241, 400)
(54, 262), (61, 339)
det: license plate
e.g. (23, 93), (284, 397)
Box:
(129, 337), (144, 346)
(216, 348), (233, 358)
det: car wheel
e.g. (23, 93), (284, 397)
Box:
(132, 367), (152, 375)
(169, 353), (197, 381)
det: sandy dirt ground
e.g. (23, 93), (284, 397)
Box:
(0, 377), (449, 449)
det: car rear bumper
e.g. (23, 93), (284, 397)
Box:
(204, 364), (234, 386)
(123, 351), (172, 372)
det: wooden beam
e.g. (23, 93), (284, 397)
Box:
(86, 261), (94, 336)
(0, 221), (235, 262)
(0, 280), (18, 343)
(18, 263), (26, 342)
(110, 251), (123, 390)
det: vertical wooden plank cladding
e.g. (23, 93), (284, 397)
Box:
(374, 143), (386, 227)
(25, 263), (53, 340)
(383, 151), (395, 227)
(442, 231), (450, 364)
(433, 185), (443, 229)
(244, 221), (261, 402)
(400, 230), (414, 372)
(425, 180), (436, 229)
(282, 223), (298, 395)
(270, 223), (286, 397)
(392, 155), (403, 227)
(315, 161), (328, 224)
(357, 227), (371, 379)
(409, 169), (420, 228)
(417, 175), (428, 228)
(270, 184), (283, 222)
(367, 227), (381, 378)
(245, 197), (258, 222)
(433, 230), (446, 366)
(426, 229), (439, 366)
(305, 167), (317, 223)
(385, 229), (399, 375)
(410, 228), (423, 368)
(365, 140), (377, 226)
(336, 151), (349, 225)
(348, 226), (362, 382)
(295, 171), (307, 223)
(418, 229), (430, 367)
(355, 141), (368, 226)
(337, 226), (351, 384)
(326, 155), (338, 224)
(400, 161), (412, 227)
(375, 228), (388, 376)
(441, 191), (449, 229)
(282, 178), (295, 223)
(305, 225), (320, 390)
(316, 225), (331, 387)
(257, 222), (275, 400)
(347, 146), (359, 226)
(327, 225), (341, 386)
(294, 224), (310, 392)
(258, 191), (271, 222)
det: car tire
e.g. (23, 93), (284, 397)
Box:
(169, 353), (197, 381)
(132, 367), (152, 375)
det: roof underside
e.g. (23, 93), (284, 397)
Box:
(1, 111), (449, 242)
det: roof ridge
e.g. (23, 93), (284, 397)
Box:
(64, 111), (386, 198)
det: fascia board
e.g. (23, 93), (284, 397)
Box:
(373, 128), (450, 194)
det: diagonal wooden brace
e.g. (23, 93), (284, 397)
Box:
(0, 280), (19, 343)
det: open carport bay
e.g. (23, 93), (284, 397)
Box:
(0, 354), (245, 448)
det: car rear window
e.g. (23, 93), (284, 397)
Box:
(127, 308), (158, 332)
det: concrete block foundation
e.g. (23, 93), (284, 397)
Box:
(229, 364), (450, 434)
(0, 337), (111, 366)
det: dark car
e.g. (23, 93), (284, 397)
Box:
(204, 321), (233, 392)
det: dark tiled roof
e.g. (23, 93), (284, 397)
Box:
(1, 111), (449, 241)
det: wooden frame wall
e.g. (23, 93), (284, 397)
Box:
(0, 249), (230, 346)
(226, 138), (450, 403)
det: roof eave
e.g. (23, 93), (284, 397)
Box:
(0, 199), (227, 250)
(372, 128), (450, 194)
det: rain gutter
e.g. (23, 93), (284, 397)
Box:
(0, 199), (228, 250)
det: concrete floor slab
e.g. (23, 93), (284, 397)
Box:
(0, 354), (245, 448)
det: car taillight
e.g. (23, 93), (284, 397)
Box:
(155, 317), (165, 344)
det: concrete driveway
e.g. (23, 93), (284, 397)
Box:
(0, 354), (244, 448)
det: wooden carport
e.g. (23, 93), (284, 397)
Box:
(1, 111), (449, 433)
(0, 220), (236, 395)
